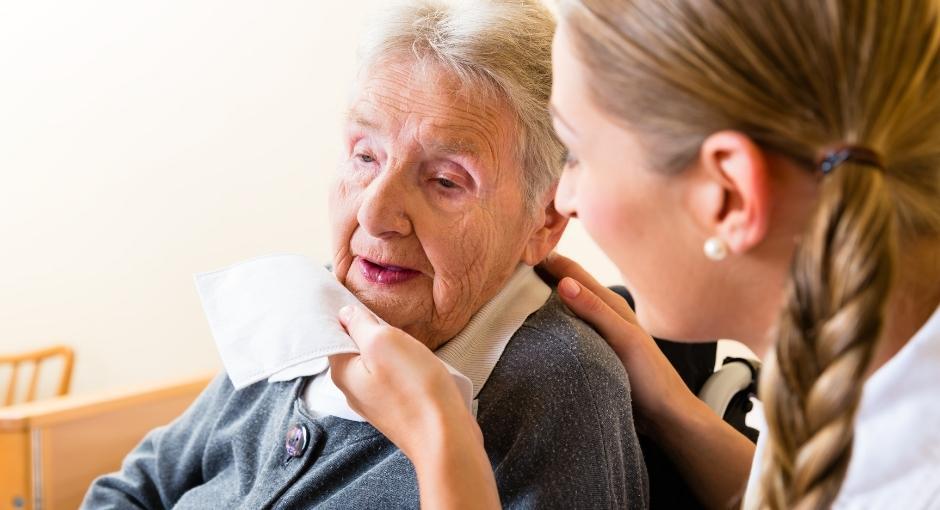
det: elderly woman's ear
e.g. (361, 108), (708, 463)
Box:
(521, 198), (569, 266)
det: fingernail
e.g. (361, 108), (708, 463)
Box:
(559, 277), (580, 298)
(339, 305), (352, 320)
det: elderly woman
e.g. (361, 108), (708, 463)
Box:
(82, 1), (648, 509)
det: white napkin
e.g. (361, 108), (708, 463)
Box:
(194, 254), (473, 410)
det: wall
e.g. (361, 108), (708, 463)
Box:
(0, 1), (622, 396)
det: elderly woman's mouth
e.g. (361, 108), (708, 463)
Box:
(357, 257), (422, 285)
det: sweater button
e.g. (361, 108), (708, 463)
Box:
(285, 423), (309, 458)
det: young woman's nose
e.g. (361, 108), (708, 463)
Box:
(554, 167), (579, 219)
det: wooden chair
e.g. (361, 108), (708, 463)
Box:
(1, 346), (75, 407)
(0, 374), (212, 510)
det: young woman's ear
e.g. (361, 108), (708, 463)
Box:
(685, 130), (772, 255)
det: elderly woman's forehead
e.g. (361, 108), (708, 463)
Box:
(354, 62), (507, 119)
(348, 74), (513, 146)
(347, 99), (501, 138)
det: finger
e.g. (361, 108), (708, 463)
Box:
(556, 277), (646, 357)
(327, 354), (367, 414)
(541, 251), (584, 281)
(558, 276), (640, 327)
(542, 252), (598, 285)
(338, 304), (383, 345)
(546, 262), (639, 325)
(545, 253), (641, 327)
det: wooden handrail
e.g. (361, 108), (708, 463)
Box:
(0, 373), (213, 432)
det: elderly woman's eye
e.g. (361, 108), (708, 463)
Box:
(436, 177), (458, 189)
(356, 153), (376, 164)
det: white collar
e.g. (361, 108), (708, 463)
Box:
(304, 263), (551, 421)
(435, 263), (552, 397)
(195, 254), (550, 422)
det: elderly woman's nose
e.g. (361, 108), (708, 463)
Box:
(357, 173), (414, 238)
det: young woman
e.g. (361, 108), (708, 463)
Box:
(330, 0), (940, 508)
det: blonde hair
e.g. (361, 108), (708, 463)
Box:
(559, 0), (940, 508)
(358, 0), (564, 206)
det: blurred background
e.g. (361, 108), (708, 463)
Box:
(0, 1), (622, 397)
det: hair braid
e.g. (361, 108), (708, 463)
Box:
(760, 161), (895, 509)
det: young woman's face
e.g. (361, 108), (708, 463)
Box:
(549, 24), (739, 341)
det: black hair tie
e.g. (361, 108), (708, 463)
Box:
(817, 145), (885, 175)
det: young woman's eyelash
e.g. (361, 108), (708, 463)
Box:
(563, 150), (579, 167)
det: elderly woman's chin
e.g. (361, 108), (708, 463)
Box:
(342, 257), (448, 347)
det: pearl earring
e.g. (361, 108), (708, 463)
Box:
(703, 237), (729, 261)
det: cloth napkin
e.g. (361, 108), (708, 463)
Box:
(194, 254), (473, 411)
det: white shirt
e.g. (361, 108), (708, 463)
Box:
(745, 305), (940, 509)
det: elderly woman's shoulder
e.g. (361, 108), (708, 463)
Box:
(484, 292), (631, 403)
(522, 292), (627, 372)
(476, 291), (643, 491)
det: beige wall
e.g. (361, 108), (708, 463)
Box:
(0, 1), (622, 396)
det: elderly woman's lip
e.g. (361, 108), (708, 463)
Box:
(360, 257), (418, 272)
(358, 257), (421, 284)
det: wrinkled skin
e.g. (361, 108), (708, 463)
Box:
(329, 57), (562, 349)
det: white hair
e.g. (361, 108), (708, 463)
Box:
(356, 0), (564, 206)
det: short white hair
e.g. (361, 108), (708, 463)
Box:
(357, 0), (563, 206)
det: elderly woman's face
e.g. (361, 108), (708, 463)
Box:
(330, 59), (553, 349)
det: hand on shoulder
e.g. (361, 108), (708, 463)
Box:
(541, 253), (701, 433)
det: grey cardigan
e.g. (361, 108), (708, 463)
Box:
(82, 294), (649, 509)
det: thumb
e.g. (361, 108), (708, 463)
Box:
(329, 352), (365, 379)
(557, 277), (644, 358)
(338, 304), (383, 348)
(329, 352), (369, 393)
